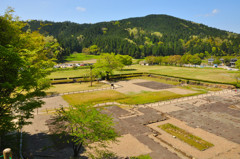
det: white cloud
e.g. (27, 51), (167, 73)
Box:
(76, 7), (86, 12)
(197, 9), (220, 17)
(212, 9), (219, 14)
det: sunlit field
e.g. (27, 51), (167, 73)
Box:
(49, 64), (237, 84)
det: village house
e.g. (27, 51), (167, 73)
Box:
(230, 58), (238, 67)
(208, 58), (214, 66)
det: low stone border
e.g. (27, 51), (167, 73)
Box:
(44, 82), (123, 98)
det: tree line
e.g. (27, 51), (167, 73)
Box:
(144, 54), (238, 67)
(26, 15), (240, 61)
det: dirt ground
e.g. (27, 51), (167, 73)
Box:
(148, 117), (240, 159)
(32, 96), (69, 115)
(106, 134), (152, 157)
(114, 79), (196, 94)
(133, 81), (174, 90)
(22, 79), (240, 159)
(101, 106), (180, 159)
(23, 97), (72, 159)
(65, 59), (97, 64)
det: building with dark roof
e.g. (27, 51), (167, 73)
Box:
(208, 58), (214, 66)
(230, 58), (238, 67)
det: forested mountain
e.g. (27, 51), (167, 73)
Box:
(25, 14), (240, 61)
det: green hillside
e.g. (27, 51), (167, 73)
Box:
(65, 53), (99, 61)
(26, 14), (240, 61)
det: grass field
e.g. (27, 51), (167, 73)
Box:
(117, 91), (183, 105)
(48, 64), (237, 83)
(159, 123), (214, 151)
(181, 84), (222, 92)
(125, 65), (237, 83)
(46, 82), (109, 94)
(48, 69), (89, 78)
(62, 88), (200, 106)
(62, 90), (126, 105)
(65, 53), (100, 61)
(128, 76), (181, 85)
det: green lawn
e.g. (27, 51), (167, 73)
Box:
(62, 89), (200, 106)
(48, 69), (89, 79)
(117, 91), (183, 105)
(65, 53), (100, 61)
(62, 90), (126, 106)
(120, 65), (237, 83)
(48, 64), (237, 84)
(181, 84), (222, 92)
(159, 123), (214, 151)
(46, 82), (109, 94)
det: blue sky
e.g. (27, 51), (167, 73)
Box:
(1, 0), (240, 33)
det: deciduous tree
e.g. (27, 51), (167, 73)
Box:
(116, 54), (133, 67)
(51, 105), (118, 157)
(93, 53), (122, 80)
(0, 8), (58, 150)
(189, 55), (202, 66)
(89, 45), (99, 54)
(213, 58), (222, 65)
(145, 56), (157, 65)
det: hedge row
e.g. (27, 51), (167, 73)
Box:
(50, 73), (144, 81)
(50, 77), (84, 81)
(50, 72), (238, 88)
(51, 78), (99, 85)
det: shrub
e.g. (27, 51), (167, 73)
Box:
(51, 79), (73, 84)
